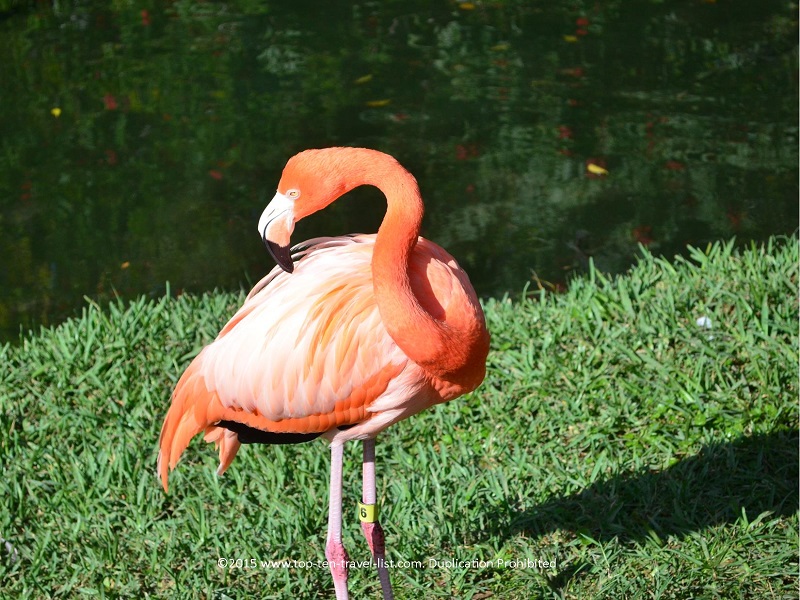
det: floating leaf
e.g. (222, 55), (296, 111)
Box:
(455, 143), (479, 160)
(103, 94), (118, 110)
(726, 209), (745, 229)
(458, 2), (476, 10)
(365, 99), (391, 107)
(50, 107), (61, 117)
(120, 261), (130, 269)
(586, 163), (609, 176)
(560, 67), (585, 77)
(664, 160), (685, 171)
(490, 43), (509, 52)
(354, 74), (373, 84)
(632, 225), (653, 245)
(563, 35), (578, 43)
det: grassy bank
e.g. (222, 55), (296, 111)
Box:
(0, 237), (797, 599)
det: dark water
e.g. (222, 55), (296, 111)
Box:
(0, 0), (797, 340)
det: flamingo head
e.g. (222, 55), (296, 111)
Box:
(259, 148), (359, 273)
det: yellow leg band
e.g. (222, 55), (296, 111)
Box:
(358, 502), (379, 523)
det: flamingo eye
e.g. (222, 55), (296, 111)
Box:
(286, 189), (300, 199)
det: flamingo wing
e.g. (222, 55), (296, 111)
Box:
(157, 236), (409, 490)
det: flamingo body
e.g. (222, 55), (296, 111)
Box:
(158, 233), (482, 484)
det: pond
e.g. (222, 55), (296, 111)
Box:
(0, 0), (797, 341)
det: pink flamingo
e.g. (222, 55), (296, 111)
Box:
(157, 147), (490, 599)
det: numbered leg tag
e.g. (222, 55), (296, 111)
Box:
(358, 502), (379, 523)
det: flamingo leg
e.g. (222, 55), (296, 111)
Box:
(326, 442), (349, 600)
(361, 437), (394, 600)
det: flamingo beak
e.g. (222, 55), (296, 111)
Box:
(265, 238), (294, 274)
(258, 192), (296, 273)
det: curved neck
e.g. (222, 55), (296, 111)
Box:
(358, 152), (480, 383)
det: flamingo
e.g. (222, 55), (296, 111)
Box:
(157, 147), (490, 600)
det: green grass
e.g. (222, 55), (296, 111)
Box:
(0, 237), (797, 599)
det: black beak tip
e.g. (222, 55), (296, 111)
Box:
(265, 238), (294, 273)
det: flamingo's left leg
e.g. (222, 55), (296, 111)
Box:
(326, 442), (350, 600)
(361, 437), (394, 600)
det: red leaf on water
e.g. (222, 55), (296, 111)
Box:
(726, 210), (743, 229)
(561, 67), (585, 78)
(455, 143), (479, 161)
(664, 160), (685, 171)
(103, 94), (118, 110)
(632, 225), (653, 246)
(209, 170), (223, 180)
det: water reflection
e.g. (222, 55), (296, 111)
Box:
(0, 0), (796, 340)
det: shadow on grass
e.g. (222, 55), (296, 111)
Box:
(504, 429), (798, 544)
